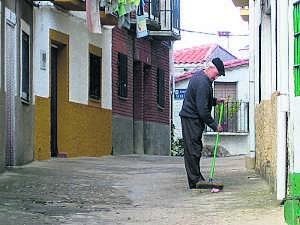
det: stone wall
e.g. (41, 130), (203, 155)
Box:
(255, 92), (278, 190)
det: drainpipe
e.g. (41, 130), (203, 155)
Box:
(247, 0), (256, 168)
(276, 0), (288, 201)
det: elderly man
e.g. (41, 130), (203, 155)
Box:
(179, 57), (225, 189)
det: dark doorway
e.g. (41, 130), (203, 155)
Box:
(133, 61), (143, 154)
(50, 45), (58, 157)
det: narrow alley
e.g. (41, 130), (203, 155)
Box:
(0, 156), (284, 225)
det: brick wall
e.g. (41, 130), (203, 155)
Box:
(112, 27), (170, 125)
(144, 41), (170, 124)
(255, 92), (278, 189)
(112, 28), (134, 118)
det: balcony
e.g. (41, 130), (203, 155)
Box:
(51, 0), (86, 11)
(232, 0), (248, 7)
(130, 0), (161, 31)
(148, 0), (181, 40)
(130, 0), (181, 41)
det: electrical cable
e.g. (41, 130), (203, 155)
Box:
(180, 28), (248, 37)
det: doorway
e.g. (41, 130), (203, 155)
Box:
(50, 45), (58, 157)
(49, 29), (69, 158)
(133, 61), (144, 154)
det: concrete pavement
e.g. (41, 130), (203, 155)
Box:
(0, 155), (285, 225)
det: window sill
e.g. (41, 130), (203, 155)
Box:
(203, 132), (249, 136)
(157, 105), (164, 111)
(118, 96), (128, 101)
(88, 98), (101, 108)
(21, 97), (31, 105)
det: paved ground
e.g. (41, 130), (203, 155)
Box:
(0, 155), (285, 225)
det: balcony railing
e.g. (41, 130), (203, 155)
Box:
(148, 0), (180, 40)
(144, 0), (160, 23)
(130, 0), (181, 40)
(206, 101), (249, 133)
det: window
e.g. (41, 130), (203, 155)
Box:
(157, 68), (165, 107)
(214, 82), (239, 133)
(21, 31), (30, 102)
(294, 3), (300, 96)
(118, 53), (128, 98)
(89, 45), (102, 101)
(214, 82), (237, 101)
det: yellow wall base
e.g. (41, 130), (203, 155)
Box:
(34, 96), (112, 160)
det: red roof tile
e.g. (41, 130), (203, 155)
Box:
(174, 44), (218, 64)
(175, 59), (249, 83)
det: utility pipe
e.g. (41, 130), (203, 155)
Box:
(276, 0), (289, 201)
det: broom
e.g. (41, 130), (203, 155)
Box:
(196, 102), (224, 191)
(208, 102), (224, 192)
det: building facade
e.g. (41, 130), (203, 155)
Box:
(111, 0), (180, 155)
(232, 0), (300, 223)
(0, 0), (35, 171)
(33, 2), (112, 160)
(0, 0), (181, 168)
(112, 28), (171, 155)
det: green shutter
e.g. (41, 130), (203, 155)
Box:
(294, 3), (300, 96)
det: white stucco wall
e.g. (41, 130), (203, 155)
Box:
(33, 6), (112, 110)
(261, 14), (272, 101)
(172, 66), (249, 155)
(203, 133), (248, 156)
(215, 66), (249, 101)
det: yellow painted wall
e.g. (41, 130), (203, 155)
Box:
(34, 96), (112, 160)
(35, 96), (51, 160)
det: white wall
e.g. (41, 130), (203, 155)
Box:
(216, 66), (249, 101)
(203, 133), (248, 156)
(33, 6), (112, 110)
(261, 14), (272, 101)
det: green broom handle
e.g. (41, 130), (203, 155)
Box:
(209, 102), (224, 180)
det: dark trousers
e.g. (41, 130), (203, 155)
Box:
(181, 117), (205, 189)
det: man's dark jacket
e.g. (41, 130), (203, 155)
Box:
(179, 70), (218, 131)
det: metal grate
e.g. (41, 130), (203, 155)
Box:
(206, 101), (249, 133)
(159, 0), (180, 33)
(294, 2), (300, 96)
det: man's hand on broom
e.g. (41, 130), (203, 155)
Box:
(217, 125), (223, 133)
(216, 98), (226, 104)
